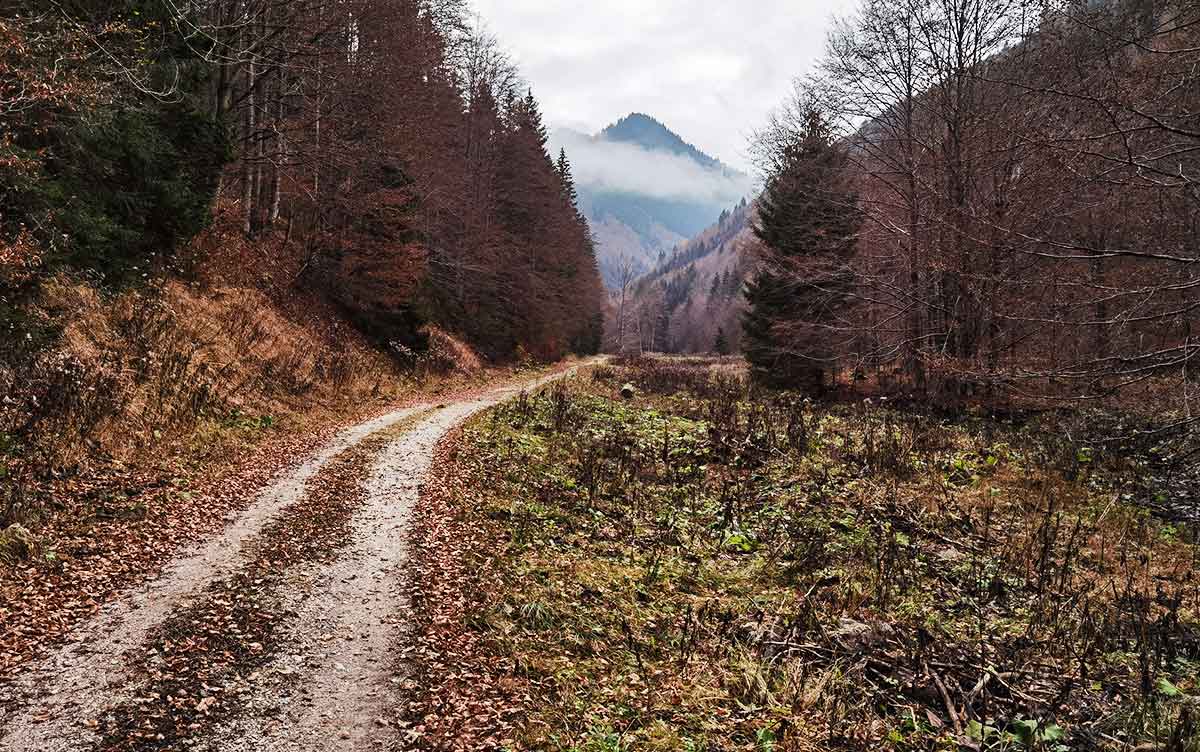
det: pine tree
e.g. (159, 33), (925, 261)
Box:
(490, 88), (604, 361)
(556, 148), (580, 213)
(714, 327), (730, 355)
(555, 146), (605, 356)
(743, 109), (861, 392)
(722, 270), (739, 299)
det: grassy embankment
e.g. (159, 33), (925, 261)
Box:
(410, 357), (1199, 751)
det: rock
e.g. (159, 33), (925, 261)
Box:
(935, 546), (966, 564)
(830, 617), (897, 653)
(620, 383), (637, 399)
(0, 524), (36, 566)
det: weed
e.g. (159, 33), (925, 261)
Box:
(431, 358), (1200, 750)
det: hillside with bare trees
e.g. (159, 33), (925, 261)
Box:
(613, 199), (757, 356)
(743, 0), (1199, 410)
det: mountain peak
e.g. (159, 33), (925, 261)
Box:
(599, 113), (721, 171)
(550, 114), (751, 291)
(615, 112), (661, 127)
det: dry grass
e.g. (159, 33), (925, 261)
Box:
(38, 277), (396, 462)
(413, 358), (1200, 751)
(0, 266), (490, 529)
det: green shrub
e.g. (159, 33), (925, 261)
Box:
(34, 102), (227, 285)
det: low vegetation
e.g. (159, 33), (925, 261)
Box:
(410, 358), (1200, 751)
(0, 271), (481, 533)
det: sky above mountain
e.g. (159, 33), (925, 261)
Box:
(471, 0), (860, 173)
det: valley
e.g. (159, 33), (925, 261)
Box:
(2, 0), (1199, 750)
(552, 114), (752, 290)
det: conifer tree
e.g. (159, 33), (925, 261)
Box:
(556, 149), (581, 213)
(744, 109), (861, 392)
(714, 327), (730, 355)
(723, 270), (739, 299)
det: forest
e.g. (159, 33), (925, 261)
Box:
(0, 0), (603, 364)
(3, 0), (1200, 751)
(622, 0), (1200, 415)
(0, 0), (604, 521)
(742, 0), (1199, 408)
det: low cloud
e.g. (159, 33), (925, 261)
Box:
(473, 0), (861, 173)
(551, 130), (755, 206)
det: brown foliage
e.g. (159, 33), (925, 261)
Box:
(753, 0), (1200, 407)
(191, 0), (603, 360)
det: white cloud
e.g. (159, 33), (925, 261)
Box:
(550, 130), (754, 204)
(471, 0), (861, 172)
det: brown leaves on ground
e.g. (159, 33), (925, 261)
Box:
(399, 428), (526, 751)
(0, 427), (334, 684)
(0, 363), (562, 689)
(94, 435), (378, 751)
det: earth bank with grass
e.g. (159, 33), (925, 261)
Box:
(405, 357), (1200, 751)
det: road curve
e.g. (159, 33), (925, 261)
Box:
(0, 366), (584, 752)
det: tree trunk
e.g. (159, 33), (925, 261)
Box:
(270, 65), (285, 227)
(241, 11), (257, 238)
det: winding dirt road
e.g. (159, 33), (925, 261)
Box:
(0, 367), (582, 752)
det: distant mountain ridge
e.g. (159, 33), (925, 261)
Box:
(601, 114), (722, 170)
(551, 114), (752, 291)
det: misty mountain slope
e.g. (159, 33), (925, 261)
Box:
(601, 113), (721, 169)
(589, 214), (686, 286)
(552, 114), (753, 290)
(622, 199), (760, 354)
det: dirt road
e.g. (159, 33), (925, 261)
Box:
(0, 368), (583, 751)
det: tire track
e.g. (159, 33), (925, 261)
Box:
(0, 366), (586, 752)
(202, 374), (580, 751)
(0, 406), (431, 752)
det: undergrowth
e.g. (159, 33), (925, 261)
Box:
(435, 358), (1200, 751)
(0, 275), (485, 531)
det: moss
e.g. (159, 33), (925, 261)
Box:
(0, 523), (36, 566)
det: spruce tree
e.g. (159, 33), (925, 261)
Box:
(714, 327), (731, 355)
(555, 146), (604, 356)
(556, 149), (581, 215)
(743, 110), (861, 392)
(723, 270), (740, 299)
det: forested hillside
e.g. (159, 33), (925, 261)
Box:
(1, 0), (603, 362)
(741, 0), (1200, 406)
(624, 0), (1200, 401)
(614, 199), (756, 355)
(0, 0), (604, 503)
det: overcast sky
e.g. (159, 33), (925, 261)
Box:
(471, 0), (861, 173)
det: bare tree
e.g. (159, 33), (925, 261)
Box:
(612, 253), (640, 354)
